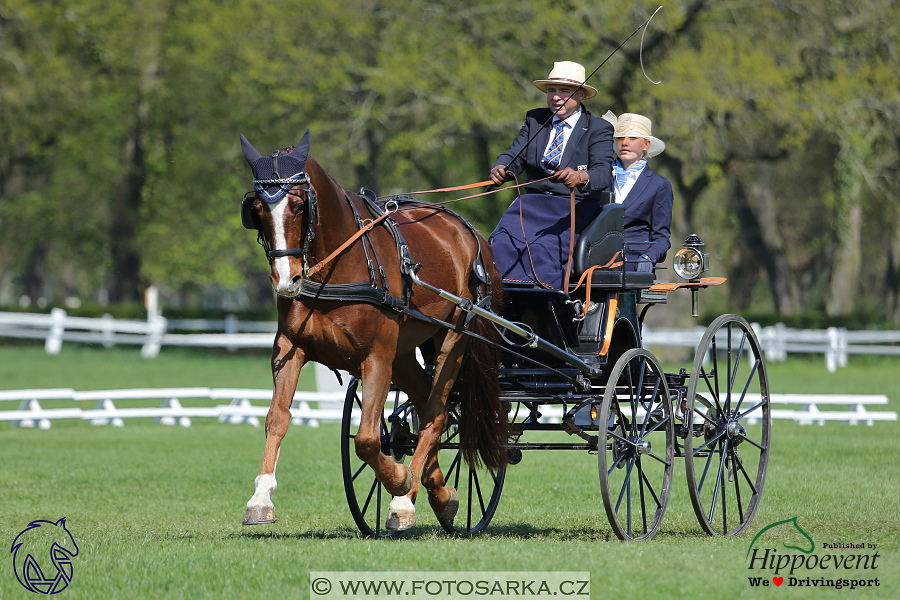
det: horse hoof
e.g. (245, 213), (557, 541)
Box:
(385, 496), (416, 531)
(243, 506), (276, 525)
(434, 487), (459, 522)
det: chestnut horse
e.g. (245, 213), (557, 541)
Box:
(239, 130), (507, 531)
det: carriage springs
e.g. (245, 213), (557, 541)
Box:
(747, 543), (880, 589)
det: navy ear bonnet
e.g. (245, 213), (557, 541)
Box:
(240, 129), (311, 203)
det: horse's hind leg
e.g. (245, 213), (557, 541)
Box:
(355, 357), (416, 529)
(386, 350), (434, 527)
(244, 334), (305, 525)
(409, 329), (468, 522)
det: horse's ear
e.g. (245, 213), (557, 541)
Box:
(291, 128), (311, 165)
(240, 134), (263, 165)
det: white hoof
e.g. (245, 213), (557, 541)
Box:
(385, 496), (416, 531)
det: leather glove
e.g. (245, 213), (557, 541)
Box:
(552, 168), (589, 189)
(490, 165), (512, 185)
(636, 255), (654, 273)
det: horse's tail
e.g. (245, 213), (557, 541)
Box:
(454, 255), (508, 472)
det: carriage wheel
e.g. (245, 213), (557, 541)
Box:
(598, 348), (674, 541)
(341, 377), (412, 538)
(684, 314), (771, 536)
(436, 403), (506, 535)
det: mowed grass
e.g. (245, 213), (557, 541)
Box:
(0, 343), (898, 599)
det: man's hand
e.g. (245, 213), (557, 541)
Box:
(636, 255), (654, 273)
(552, 168), (589, 189)
(490, 165), (512, 185)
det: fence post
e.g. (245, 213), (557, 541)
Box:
(825, 327), (848, 372)
(141, 286), (165, 359)
(101, 313), (116, 348)
(45, 307), (67, 355)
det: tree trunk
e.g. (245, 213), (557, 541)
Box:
(738, 162), (801, 314)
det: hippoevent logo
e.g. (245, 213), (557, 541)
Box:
(746, 517), (881, 590)
(10, 518), (79, 594)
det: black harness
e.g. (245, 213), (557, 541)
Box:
(242, 181), (492, 317)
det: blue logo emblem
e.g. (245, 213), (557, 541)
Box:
(11, 518), (79, 594)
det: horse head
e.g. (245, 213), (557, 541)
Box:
(240, 129), (318, 297)
(11, 518), (79, 593)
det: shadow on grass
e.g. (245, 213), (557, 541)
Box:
(226, 522), (710, 543)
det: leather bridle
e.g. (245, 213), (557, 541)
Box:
(242, 167), (317, 265)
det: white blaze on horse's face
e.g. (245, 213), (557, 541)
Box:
(269, 197), (297, 297)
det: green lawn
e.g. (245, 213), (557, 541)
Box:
(0, 343), (897, 599)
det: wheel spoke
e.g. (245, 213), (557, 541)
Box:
(639, 413), (670, 438)
(351, 461), (368, 482)
(736, 453), (760, 495)
(638, 377), (662, 438)
(639, 463), (663, 509)
(637, 456), (648, 535)
(692, 428), (727, 456)
(729, 330), (748, 395)
(472, 469), (486, 516)
(736, 430), (767, 452)
(725, 324), (733, 415)
(615, 457), (636, 514)
(733, 359), (761, 415)
(700, 366), (724, 416)
(707, 439), (729, 525)
(696, 439), (717, 494)
(361, 478), (378, 518)
(645, 449), (672, 467)
(731, 446), (745, 525)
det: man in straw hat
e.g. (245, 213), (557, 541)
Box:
(603, 111), (673, 272)
(488, 61), (614, 289)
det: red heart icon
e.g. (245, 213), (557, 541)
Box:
(773, 577), (783, 586)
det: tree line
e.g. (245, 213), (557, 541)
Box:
(1, 0), (898, 322)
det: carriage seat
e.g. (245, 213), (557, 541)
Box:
(571, 194), (655, 288)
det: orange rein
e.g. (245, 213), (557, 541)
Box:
(307, 178), (552, 278)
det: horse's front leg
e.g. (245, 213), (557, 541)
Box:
(244, 333), (305, 525)
(355, 357), (416, 530)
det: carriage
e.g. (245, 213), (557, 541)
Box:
(239, 132), (770, 543)
(340, 192), (771, 542)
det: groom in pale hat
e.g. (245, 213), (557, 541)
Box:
(489, 61), (614, 289)
(602, 111), (673, 272)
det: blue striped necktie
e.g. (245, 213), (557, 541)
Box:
(543, 120), (566, 171)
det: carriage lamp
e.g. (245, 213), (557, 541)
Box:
(673, 234), (709, 280)
(674, 235), (710, 317)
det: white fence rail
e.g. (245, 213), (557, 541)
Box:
(1, 388), (893, 430)
(0, 387), (348, 430)
(2, 309), (899, 372)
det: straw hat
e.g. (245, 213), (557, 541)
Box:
(533, 61), (598, 100)
(603, 111), (665, 157)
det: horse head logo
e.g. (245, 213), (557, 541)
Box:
(11, 518), (79, 594)
(746, 516), (815, 559)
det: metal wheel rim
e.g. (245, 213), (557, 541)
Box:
(684, 314), (771, 536)
(598, 348), (674, 541)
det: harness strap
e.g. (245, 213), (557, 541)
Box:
(306, 209), (395, 277)
(566, 251), (625, 320)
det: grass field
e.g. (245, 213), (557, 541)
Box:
(1, 343), (898, 599)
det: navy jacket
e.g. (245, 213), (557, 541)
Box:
(493, 106), (613, 200)
(622, 165), (674, 265)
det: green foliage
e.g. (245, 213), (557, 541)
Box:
(2, 0), (899, 321)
